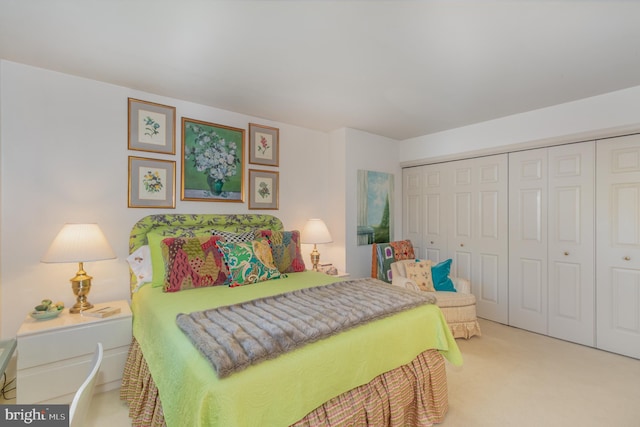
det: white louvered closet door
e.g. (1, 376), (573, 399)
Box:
(596, 135), (640, 359)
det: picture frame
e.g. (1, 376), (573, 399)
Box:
(249, 123), (279, 166)
(181, 117), (245, 202)
(128, 156), (176, 208)
(248, 169), (279, 210)
(128, 98), (176, 154)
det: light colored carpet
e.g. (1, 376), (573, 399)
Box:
(445, 319), (640, 426)
(88, 318), (640, 426)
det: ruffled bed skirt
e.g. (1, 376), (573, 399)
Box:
(449, 320), (483, 339)
(120, 338), (449, 427)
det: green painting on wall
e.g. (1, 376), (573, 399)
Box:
(357, 170), (393, 245)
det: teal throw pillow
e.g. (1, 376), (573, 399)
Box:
(431, 259), (457, 292)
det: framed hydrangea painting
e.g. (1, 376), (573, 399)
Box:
(181, 117), (245, 202)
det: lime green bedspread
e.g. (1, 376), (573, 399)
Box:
(132, 271), (463, 427)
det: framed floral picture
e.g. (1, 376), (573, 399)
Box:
(248, 169), (279, 210)
(249, 123), (279, 166)
(128, 156), (176, 208)
(128, 98), (176, 154)
(181, 117), (245, 202)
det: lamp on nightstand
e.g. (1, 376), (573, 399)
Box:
(301, 218), (333, 272)
(41, 223), (116, 313)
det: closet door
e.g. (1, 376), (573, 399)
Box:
(509, 148), (548, 334)
(423, 163), (450, 263)
(403, 167), (424, 258)
(547, 142), (595, 346)
(450, 155), (508, 324)
(596, 135), (640, 359)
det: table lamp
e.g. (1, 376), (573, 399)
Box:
(41, 223), (116, 313)
(301, 218), (333, 271)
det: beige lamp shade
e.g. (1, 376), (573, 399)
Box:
(301, 219), (333, 245)
(42, 223), (116, 263)
(301, 219), (332, 272)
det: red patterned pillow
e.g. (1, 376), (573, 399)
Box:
(256, 230), (306, 273)
(161, 235), (229, 292)
(390, 240), (415, 261)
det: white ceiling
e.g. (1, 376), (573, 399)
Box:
(1, 1), (640, 140)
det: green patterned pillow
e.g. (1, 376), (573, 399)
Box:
(217, 239), (282, 287)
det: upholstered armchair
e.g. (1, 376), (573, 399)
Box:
(390, 259), (481, 339)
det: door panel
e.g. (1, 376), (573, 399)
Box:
(403, 167), (423, 257)
(423, 165), (449, 262)
(509, 148), (548, 334)
(597, 135), (640, 358)
(451, 156), (508, 323)
(548, 142), (594, 346)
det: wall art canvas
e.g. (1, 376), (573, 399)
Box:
(357, 170), (393, 245)
(181, 117), (245, 202)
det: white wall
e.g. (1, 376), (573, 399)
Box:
(0, 60), (335, 338)
(400, 85), (640, 163)
(344, 128), (401, 279)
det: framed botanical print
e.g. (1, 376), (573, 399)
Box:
(128, 156), (176, 208)
(181, 117), (245, 202)
(248, 169), (279, 210)
(249, 123), (279, 166)
(128, 98), (176, 154)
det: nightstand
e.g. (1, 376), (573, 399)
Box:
(16, 300), (132, 404)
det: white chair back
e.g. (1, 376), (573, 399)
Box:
(69, 342), (103, 427)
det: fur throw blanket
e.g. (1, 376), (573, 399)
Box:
(176, 277), (436, 378)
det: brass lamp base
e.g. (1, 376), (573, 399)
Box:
(310, 244), (321, 272)
(69, 262), (94, 313)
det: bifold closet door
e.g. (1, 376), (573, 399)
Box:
(422, 163), (450, 263)
(547, 142), (595, 346)
(509, 148), (548, 334)
(450, 155), (508, 324)
(403, 167), (424, 258)
(596, 135), (640, 359)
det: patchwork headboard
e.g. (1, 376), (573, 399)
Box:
(129, 214), (284, 292)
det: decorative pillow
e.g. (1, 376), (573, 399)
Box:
(148, 228), (218, 287)
(405, 260), (435, 292)
(256, 230), (306, 273)
(217, 239), (282, 287)
(376, 243), (396, 282)
(390, 240), (415, 261)
(126, 245), (152, 291)
(431, 259), (457, 292)
(211, 229), (256, 243)
(161, 235), (229, 292)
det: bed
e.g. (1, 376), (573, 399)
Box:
(120, 214), (462, 426)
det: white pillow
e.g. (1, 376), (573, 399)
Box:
(127, 245), (152, 291)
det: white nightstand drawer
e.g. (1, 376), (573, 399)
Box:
(18, 317), (131, 369)
(17, 345), (129, 404)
